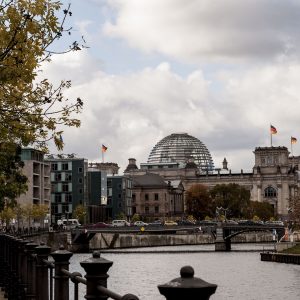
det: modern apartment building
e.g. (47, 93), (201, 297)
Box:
(45, 155), (88, 224)
(87, 169), (107, 223)
(107, 175), (133, 220)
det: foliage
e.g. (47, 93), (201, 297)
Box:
(116, 211), (126, 220)
(0, 206), (15, 226)
(131, 213), (140, 222)
(187, 215), (196, 222)
(0, 144), (28, 210)
(73, 204), (87, 224)
(248, 201), (274, 220)
(0, 0), (85, 209)
(210, 183), (251, 219)
(185, 184), (213, 220)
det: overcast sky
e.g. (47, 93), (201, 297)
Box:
(42, 0), (300, 172)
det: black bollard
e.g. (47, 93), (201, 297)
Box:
(35, 243), (51, 300)
(25, 241), (39, 299)
(80, 251), (113, 300)
(158, 266), (217, 300)
(51, 246), (73, 300)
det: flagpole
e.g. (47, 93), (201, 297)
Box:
(270, 128), (272, 147)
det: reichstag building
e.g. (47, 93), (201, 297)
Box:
(125, 133), (300, 218)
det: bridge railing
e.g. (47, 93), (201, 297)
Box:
(0, 233), (217, 300)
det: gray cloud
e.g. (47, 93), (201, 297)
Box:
(103, 0), (300, 63)
(41, 50), (300, 172)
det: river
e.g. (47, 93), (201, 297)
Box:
(69, 243), (300, 300)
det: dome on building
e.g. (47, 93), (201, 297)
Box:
(147, 133), (214, 171)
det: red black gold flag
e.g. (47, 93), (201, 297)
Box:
(291, 137), (297, 144)
(270, 125), (277, 134)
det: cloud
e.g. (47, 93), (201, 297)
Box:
(41, 49), (300, 172)
(103, 0), (300, 63)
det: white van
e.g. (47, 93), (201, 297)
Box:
(57, 219), (81, 229)
(111, 220), (130, 227)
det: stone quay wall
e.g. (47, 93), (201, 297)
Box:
(89, 232), (274, 250)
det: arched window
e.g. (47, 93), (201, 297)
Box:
(264, 186), (277, 198)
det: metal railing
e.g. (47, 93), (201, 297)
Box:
(0, 233), (217, 300)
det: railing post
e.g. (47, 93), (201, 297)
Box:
(25, 241), (39, 299)
(80, 251), (113, 300)
(51, 246), (73, 300)
(35, 243), (51, 300)
(19, 238), (30, 298)
(158, 266), (217, 300)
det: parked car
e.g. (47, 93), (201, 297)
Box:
(164, 220), (178, 226)
(238, 220), (256, 226)
(176, 220), (195, 226)
(111, 220), (130, 227)
(134, 221), (149, 227)
(223, 220), (238, 225)
(91, 222), (112, 228)
(196, 220), (217, 226)
(148, 220), (163, 226)
(265, 220), (284, 226)
(57, 219), (81, 229)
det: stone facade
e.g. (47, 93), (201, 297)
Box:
(125, 146), (299, 218)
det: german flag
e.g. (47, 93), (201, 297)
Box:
(291, 137), (297, 144)
(270, 125), (277, 134)
(102, 144), (108, 152)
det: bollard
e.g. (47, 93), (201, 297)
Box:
(51, 246), (73, 300)
(80, 251), (113, 300)
(158, 266), (217, 300)
(25, 241), (39, 299)
(35, 243), (51, 300)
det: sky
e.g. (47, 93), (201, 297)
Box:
(41, 0), (300, 173)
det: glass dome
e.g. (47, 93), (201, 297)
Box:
(147, 133), (214, 171)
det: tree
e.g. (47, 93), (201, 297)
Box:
(73, 204), (87, 224)
(0, 144), (28, 210)
(0, 1), (84, 208)
(248, 201), (274, 221)
(0, 206), (15, 228)
(210, 183), (251, 219)
(131, 213), (140, 222)
(185, 184), (213, 220)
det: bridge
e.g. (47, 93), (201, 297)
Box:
(215, 223), (285, 251)
(70, 223), (285, 252)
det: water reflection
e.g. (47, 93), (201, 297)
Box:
(70, 244), (300, 300)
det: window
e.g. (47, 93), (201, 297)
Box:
(145, 206), (149, 214)
(132, 194), (136, 203)
(145, 194), (149, 201)
(154, 193), (159, 200)
(78, 177), (83, 184)
(264, 186), (277, 198)
(62, 184), (69, 192)
(155, 206), (159, 213)
(55, 194), (61, 203)
(78, 167), (83, 173)
(65, 194), (72, 203)
(55, 173), (61, 181)
(62, 163), (69, 171)
(65, 173), (72, 181)
(79, 188), (82, 194)
(52, 163), (58, 171)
